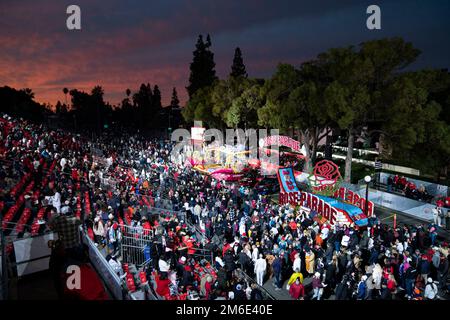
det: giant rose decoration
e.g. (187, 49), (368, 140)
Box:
(309, 160), (341, 193)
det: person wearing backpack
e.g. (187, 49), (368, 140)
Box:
(357, 275), (367, 300)
(404, 263), (417, 299)
(399, 258), (410, 290)
(424, 278), (438, 300)
(437, 254), (449, 290)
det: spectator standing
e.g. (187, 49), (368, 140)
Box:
(254, 254), (267, 286)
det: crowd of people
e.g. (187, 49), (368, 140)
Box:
(386, 175), (434, 202)
(1, 113), (449, 301)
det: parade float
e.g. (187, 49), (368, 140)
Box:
(185, 143), (250, 181)
(277, 161), (374, 228)
(183, 130), (374, 228)
(185, 134), (307, 182)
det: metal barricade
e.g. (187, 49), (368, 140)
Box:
(91, 147), (105, 158)
(120, 224), (154, 268)
(189, 247), (214, 264)
(234, 268), (276, 300)
(100, 176), (118, 191)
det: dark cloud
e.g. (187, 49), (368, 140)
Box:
(0, 0), (448, 106)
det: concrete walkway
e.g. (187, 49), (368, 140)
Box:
(261, 274), (317, 300)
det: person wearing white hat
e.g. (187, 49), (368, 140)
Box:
(60, 199), (72, 215)
(50, 188), (61, 214)
(312, 272), (327, 300)
(357, 275), (368, 300)
(341, 234), (350, 248)
(158, 256), (170, 274)
(93, 216), (105, 245)
(424, 277), (438, 300)
(293, 253), (301, 273)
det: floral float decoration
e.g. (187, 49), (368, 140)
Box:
(307, 160), (342, 196)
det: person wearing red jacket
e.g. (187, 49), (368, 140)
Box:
(142, 218), (152, 236)
(155, 273), (171, 297)
(387, 274), (397, 298)
(399, 176), (407, 189)
(445, 197), (450, 207)
(204, 275), (213, 300)
(289, 278), (305, 300)
(222, 242), (231, 257)
(289, 219), (297, 231)
(71, 168), (79, 181)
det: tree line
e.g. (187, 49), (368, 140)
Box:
(183, 36), (450, 182)
(1, 82), (183, 136)
(0, 35), (448, 182)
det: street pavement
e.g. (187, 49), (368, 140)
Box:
(374, 205), (450, 242)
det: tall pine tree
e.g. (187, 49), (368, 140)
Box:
(133, 83), (153, 129)
(153, 85), (162, 109)
(187, 34), (218, 98)
(230, 47), (247, 78)
(170, 87), (180, 108)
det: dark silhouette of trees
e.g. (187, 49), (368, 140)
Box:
(0, 86), (46, 121)
(63, 87), (69, 108)
(1, 35), (448, 181)
(68, 86), (113, 133)
(187, 34), (218, 99)
(55, 101), (63, 114)
(170, 87), (180, 109)
(158, 87), (182, 134)
(132, 83), (153, 129)
(230, 47), (247, 79)
(153, 85), (162, 110)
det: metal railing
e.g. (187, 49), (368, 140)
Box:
(2, 221), (48, 241)
(120, 224), (153, 268)
(81, 228), (124, 300)
(234, 268), (276, 300)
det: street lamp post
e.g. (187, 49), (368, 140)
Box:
(364, 175), (372, 217)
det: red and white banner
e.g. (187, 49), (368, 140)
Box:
(261, 135), (301, 152)
(334, 187), (374, 217)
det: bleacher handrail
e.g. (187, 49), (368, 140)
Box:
(81, 227), (125, 300)
(234, 268), (276, 300)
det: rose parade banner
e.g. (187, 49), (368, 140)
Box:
(334, 187), (374, 217)
(279, 190), (368, 227)
(277, 164), (369, 227)
(261, 135), (302, 152)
